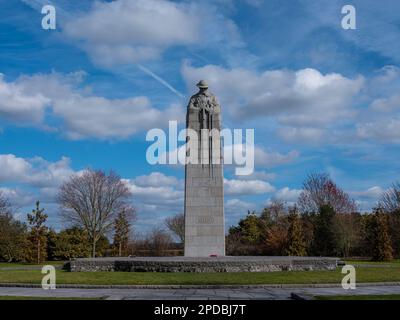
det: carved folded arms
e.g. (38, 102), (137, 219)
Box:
(188, 93), (220, 115)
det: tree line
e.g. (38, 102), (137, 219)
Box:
(0, 169), (183, 263)
(1, 170), (399, 262)
(0, 170), (136, 263)
(226, 173), (400, 261)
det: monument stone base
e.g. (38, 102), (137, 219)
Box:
(65, 256), (341, 273)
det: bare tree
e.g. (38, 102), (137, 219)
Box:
(298, 173), (357, 214)
(379, 182), (400, 213)
(261, 199), (287, 223)
(147, 227), (173, 256)
(165, 213), (184, 243)
(0, 191), (11, 216)
(333, 212), (361, 257)
(57, 169), (131, 257)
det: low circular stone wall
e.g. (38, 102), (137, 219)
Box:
(65, 256), (340, 273)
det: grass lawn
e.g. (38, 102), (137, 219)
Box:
(345, 259), (400, 266)
(0, 266), (400, 285)
(0, 296), (103, 300)
(316, 294), (400, 300)
(0, 261), (64, 268)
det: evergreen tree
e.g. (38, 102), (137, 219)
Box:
(49, 227), (92, 260)
(265, 224), (287, 255)
(113, 209), (131, 256)
(0, 212), (28, 262)
(370, 209), (393, 261)
(300, 212), (316, 255)
(239, 211), (263, 244)
(388, 209), (400, 258)
(27, 201), (48, 264)
(285, 210), (306, 256)
(312, 204), (336, 256)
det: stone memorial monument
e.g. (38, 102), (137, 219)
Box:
(66, 81), (341, 273)
(184, 80), (225, 257)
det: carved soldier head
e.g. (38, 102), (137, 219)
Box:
(196, 80), (209, 92)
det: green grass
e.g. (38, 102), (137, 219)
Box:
(0, 261), (64, 268)
(316, 294), (400, 300)
(0, 260), (398, 285)
(0, 266), (400, 285)
(0, 296), (103, 300)
(345, 259), (400, 266)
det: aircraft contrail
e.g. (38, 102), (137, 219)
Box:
(138, 64), (185, 99)
(22, 0), (186, 100)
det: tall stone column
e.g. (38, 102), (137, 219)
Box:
(184, 80), (225, 257)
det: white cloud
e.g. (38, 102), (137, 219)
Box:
(0, 187), (35, 207)
(64, 0), (198, 66)
(134, 172), (180, 188)
(223, 144), (298, 168)
(0, 74), (49, 124)
(357, 118), (400, 144)
(352, 66), (400, 144)
(350, 186), (385, 212)
(254, 146), (299, 167)
(128, 183), (183, 204)
(1, 72), (183, 140)
(0, 154), (78, 210)
(237, 170), (276, 181)
(225, 198), (256, 216)
(0, 154), (32, 182)
(0, 156), (185, 226)
(0, 155), (186, 226)
(243, 0), (263, 7)
(350, 186), (384, 199)
(63, 0), (241, 67)
(224, 178), (275, 195)
(53, 95), (181, 140)
(0, 154), (75, 188)
(27, 156), (76, 188)
(370, 95), (400, 113)
(224, 198), (258, 226)
(182, 63), (366, 147)
(181, 61), (400, 148)
(273, 187), (302, 203)
(163, 143), (298, 171)
(125, 172), (184, 206)
(181, 63), (363, 126)
(278, 126), (324, 143)
(117, 172), (184, 229)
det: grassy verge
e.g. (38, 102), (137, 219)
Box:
(0, 261), (64, 268)
(316, 294), (400, 300)
(345, 259), (400, 266)
(0, 267), (399, 285)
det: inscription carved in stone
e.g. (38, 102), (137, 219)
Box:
(197, 216), (215, 224)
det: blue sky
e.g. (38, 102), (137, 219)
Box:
(0, 0), (399, 233)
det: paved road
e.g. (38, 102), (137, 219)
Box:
(1, 285), (400, 300)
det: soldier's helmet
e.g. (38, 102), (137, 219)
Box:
(196, 80), (209, 89)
